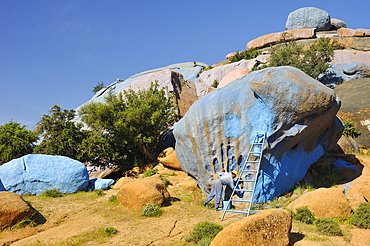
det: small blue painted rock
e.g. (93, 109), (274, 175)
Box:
(286, 7), (331, 31)
(173, 66), (343, 202)
(0, 154), (89, 195)
(88, 178), (115, 190)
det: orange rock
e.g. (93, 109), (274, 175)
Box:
(157, 147), (182, 170)
(117, 177), (170, 211)
(226, 52), (236, 60)
(287, 187), (352, 219)
(246, 28), (316, 50)
(337, 28), (370, 37)
(210, 209), (292, 246)
(332, 50), (370, 66)
(217, 68), (250, 88)
(0, 191), (32, 229)
(337, 135), (359, 154)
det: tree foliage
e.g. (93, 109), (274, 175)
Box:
(79, 81), (179, 170)
(0, 121), (38, 164)
(33, 105), (87, 161)
(268, 36), (335, 79)
(229, 48), (261, 63)
(92, 81), (104, 94)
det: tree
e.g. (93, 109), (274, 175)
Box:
(78, 81), (180, 170)
(229, 48), (261, 63)
(268, 36), (335, 79)
(92, 81), (104, 94)
(0, 121), (38, 164)
(33, 105), (88, 161)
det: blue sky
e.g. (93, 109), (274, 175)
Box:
(1, 0), (369, 130)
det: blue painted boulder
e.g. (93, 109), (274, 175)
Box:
(286, 7), (331, 31)
(318, 62), (370, 88)
(88, 178), (115, 190)
(0, 154), (89, 195)
(173, 66), (343, 202)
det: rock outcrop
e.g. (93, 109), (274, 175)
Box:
(332, 50), (370, 66)
(75, 62), (209, 118)
(0, 154), (89, 195)
(157, 147), (182, 170)
(0, 191), (32, 229)
(287, 187), (352, 219)
(246, 28), (316, 50)
(335, 78), (370, 148)
(319, 62), (370, 88)
(217, 68), (250, 88)
(286, 7), (331, 31)
(174, 66), (343, 202)
(331, 18), (346, 29)
(337, 135), (360, 154)
(117, 177), (170, 210)
(210, 209), (292, 246)
(112, 177), (134, 190)
(338, 28), (370, 37)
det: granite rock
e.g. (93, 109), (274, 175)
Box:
(286, 7), (331, 31)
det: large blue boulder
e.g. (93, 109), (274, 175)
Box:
(0, 154), (89, 195)
(319, 62), (370, 88)
(286, 7), (331, 31)
(173, 66), (343, 202)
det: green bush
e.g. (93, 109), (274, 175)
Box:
(97, 226), (117, 236)
(108, 195), (118, 203)
(185, 221), (223, 244)
(315, 218), (342, 236)
(292, 206), (315, 224)
(229, 49), (261, 63)
(93, 189), (104, 196)
(343, 120), (361, 138)
(141, 204), (163, 217)
(351, 202), (370, 229)
(40, 188), (63, 198)
(143, 168), (158, 177)
(211, 79), (219, 88)
(159, 176), (171, 186)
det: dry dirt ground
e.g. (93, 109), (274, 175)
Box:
(1, 156), (370, 246)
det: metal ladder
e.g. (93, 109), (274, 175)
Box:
(221, 132), (266, 221)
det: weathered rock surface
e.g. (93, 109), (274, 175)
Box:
(75, 62), (208, 119)
(217, 68), (250, 88)
(0, 154), (89, 195)
(157, 147), (182, 170)
(88, 178), (114, 190)
(286, 7), (330, 31)
(117, 177), (170, 210)
(331, 50), (370, 66)
(337, 135), (359, 154)
(335, 78), (370, 148)
(338, 28), (370, 37)
(319, 62), (370, 88)
(210, 209), (292, 246)
(331, 18), (346, 29)
(288, 187), (352, 219)
(174, 66), (343, 202)
(246, 28), (316, 50)
(0, 191), (32, 229)
(196, 59), (257, 87)
(112, 177), (134, 190)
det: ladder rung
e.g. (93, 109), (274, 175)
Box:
(234, 189), (253, 192)
(239, 179), (257, 182)
(246, 161), (259, 163)
(223, 210), (249, 214)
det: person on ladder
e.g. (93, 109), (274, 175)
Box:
(204, 169), (238, 210)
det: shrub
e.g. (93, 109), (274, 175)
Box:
(343, 120), (361, 138)
(108, 195), (118, 203)
(141, 204), (163, 217)
(292, 206), (315, 224)
(203, 66), (213, 71)
(93, 189), (104, 196)
(159, 176), (171, 186)
(351, 202), (370, 229)
(40, 188), (63, 198)
(211, 79), (219, 88)
(315, 218), (342, 236)
(229, 49), (261, 63)
(143, 168), (158, 177)
(97, 226), (117, 236)
(185, 221), (223, 244)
